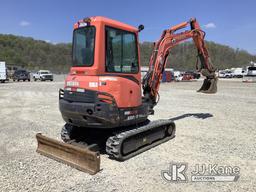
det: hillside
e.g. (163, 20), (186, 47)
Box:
(0, 34), (255, 73)
(140, 41), (256, 70)
(0, 34), (72, 73)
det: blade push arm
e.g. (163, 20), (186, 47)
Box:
(142, 18), (217, 105)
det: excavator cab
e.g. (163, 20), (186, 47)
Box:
(60, 17), (147, 129)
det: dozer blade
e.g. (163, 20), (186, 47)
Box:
(197, 77), (218, 94)
(36, 133), (100, 175)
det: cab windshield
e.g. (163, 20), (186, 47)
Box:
(72, 26), (96, 67)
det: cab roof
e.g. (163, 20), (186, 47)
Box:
(74, 16), (138, 33)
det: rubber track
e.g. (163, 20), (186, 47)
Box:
(106, 119), (176, 161)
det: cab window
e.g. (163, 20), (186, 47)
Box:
(72, 26), (96, 66)
(105, 27), (138, 73)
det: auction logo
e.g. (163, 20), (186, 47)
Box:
(161, 162), (240, 183)
(161, 162), (188, 182)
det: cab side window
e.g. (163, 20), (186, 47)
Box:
(105, 27), (138, 73)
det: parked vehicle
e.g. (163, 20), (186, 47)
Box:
(218, 70), (233, 78)
(247, 66), (256, 76)
(231, 68), (246, 78)
(224, 70), (232, 78)
(174, 71), (183, 81)
(219, 68), (246, 78)
(13, 69), (30, 81)
(243, 66), (256, 82)
(182, 73), (194, 81)
(184, 71), (200, 79)
(0, 61), (8, 83)
(33, 70), (53, 81)
(218, 70), (226, 78)
(7, 66), (19, 79)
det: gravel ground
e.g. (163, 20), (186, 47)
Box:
(0, 77), (255, 192)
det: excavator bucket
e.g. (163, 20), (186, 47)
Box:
(197, 69), (218, 94)
(197, 78), (218, 94)
(36, 133), (100, 175)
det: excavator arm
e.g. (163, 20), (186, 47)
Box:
(142, 18), (218, 105)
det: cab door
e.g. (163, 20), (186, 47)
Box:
(98, 26), (142, 108)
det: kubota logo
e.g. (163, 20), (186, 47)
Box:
(66, 81), (79, 87)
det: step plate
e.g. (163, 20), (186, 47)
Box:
(36, 133), (100, 175)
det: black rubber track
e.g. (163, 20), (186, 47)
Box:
(106, 119), (176, 161)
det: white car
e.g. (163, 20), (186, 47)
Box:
(219, 70), (234, 78)
(218, 71), (226, 78)
(231, 68), (246, 78)
(33, 70), (53, 81)
(174, 71), (183, 81)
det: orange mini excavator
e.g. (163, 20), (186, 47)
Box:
(36, 16), (217, 174)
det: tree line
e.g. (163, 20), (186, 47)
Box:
(0, 34), (255, 73)
(0, 34), (72, 73)
(140, 41), (256, 70)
